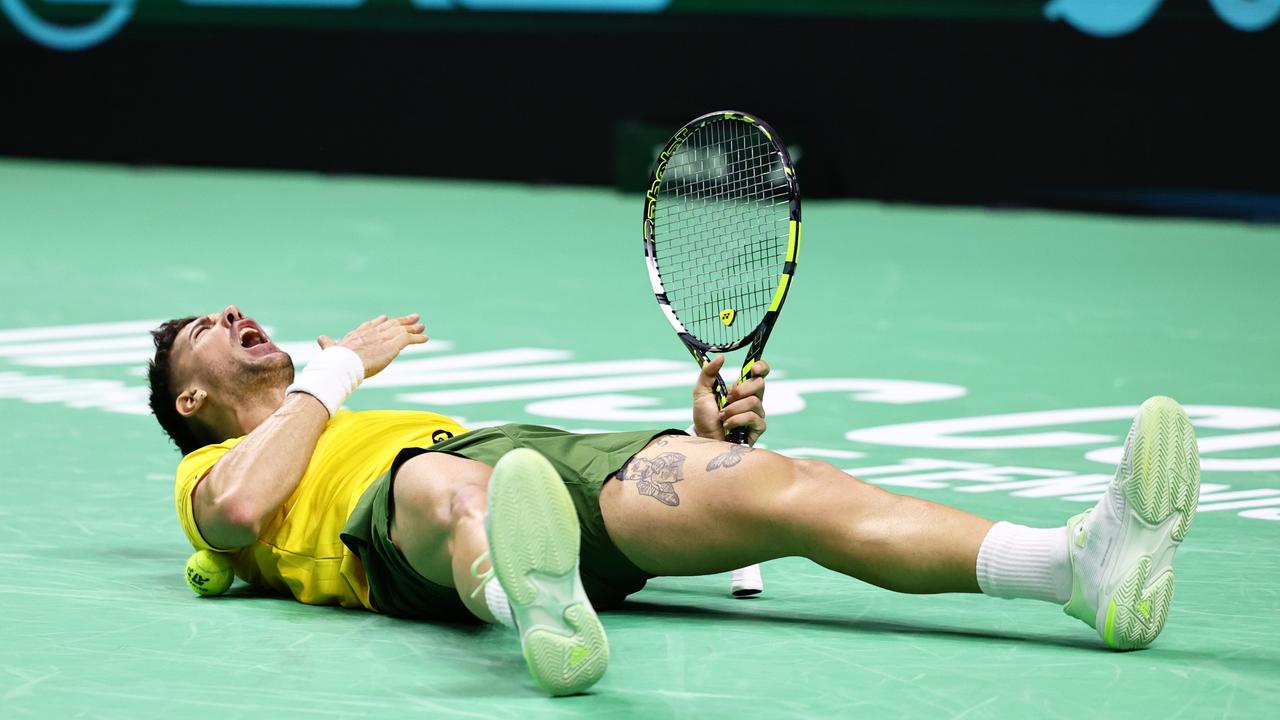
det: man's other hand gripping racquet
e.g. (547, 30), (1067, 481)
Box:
(642, 110), (801, 598)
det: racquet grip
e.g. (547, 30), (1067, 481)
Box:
(727, 426), (750, 445)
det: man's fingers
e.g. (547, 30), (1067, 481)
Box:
(694, 355), (726, 395)
(750, 359), (770, 379)
(317, 335), (336, 349)
(720, 396), (763, 421)
(728, 376), (766, 404)
(397, 313), (421, 325)
(732, 359), (768, 397)
(723, 410), (765, 433)
(723, 358), (768, 444)
(722, 413), (760, 430)
(399, 325), (428, 345)
(395, 323), (426, 346)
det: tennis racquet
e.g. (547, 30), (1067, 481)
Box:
(641, 110), (801, 598)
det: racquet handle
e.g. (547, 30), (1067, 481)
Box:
(726, 415), (757, 596)
(731, 564), (764, 597)
(719, 369), (761, 596)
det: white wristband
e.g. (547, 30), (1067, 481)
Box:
(285, 345), (364, 417)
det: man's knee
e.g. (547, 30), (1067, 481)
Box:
(770, 456), (841, 503)
(784, 457), (882, 497)
(392, 453), (490, 546)
(391, 458), (456, 550)
(725, 454), (826, 535)
(767, 457), (889, 541)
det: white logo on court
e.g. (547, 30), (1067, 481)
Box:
(2, 319), (1278, 523)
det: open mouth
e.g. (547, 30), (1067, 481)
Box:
(238, 326), (266, 348)
(235, 321), (276, 356)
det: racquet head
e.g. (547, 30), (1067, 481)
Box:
(643, 111), (800, 359)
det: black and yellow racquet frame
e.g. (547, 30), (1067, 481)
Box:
(642, 110), (801, 444)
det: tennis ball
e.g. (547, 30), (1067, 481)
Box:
(185, 550), (234, 597)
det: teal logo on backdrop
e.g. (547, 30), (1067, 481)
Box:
(1, 0), (134, 51)
(413, 0), (669, 8)
(2, 0), (673, 51)
(6, 0), (1273, 51)
(1046, 0), (1280, 36)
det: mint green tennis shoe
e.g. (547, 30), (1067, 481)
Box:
(1064, 396), (1201, 649)
(485, 448), (608, 696)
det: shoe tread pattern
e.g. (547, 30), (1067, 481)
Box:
(1107, 558), (1176, 650)
(1104, 396), (1199, 650)
(1126, 396), (1200, 541)
(489, 450), (579, 607)
(523, 605), (609, 696)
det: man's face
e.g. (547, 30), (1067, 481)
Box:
(169, 304), (293, 408)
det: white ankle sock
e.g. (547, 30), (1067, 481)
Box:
(975, 522), (1072, 604)
(483, 580), (516, 629)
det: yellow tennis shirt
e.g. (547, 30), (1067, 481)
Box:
(173, 409), (469, 610)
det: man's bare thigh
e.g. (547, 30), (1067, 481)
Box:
(598, 435), (817, 576)
(390, 451), (493, 587)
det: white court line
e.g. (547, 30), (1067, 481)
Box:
(776, 447), (868, 459)
(14, 338), (457, 368)
(397, 372), (695, 405)
(0, 336), (154, 356)
(0, 320), (162, 344)
(1194, 488), (1280, 503)
(17, 351), (155, 368)
(365, 358), (686, 389)
(1198, 496), (1280, 512)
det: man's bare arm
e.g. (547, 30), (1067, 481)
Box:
(192, 313), (427, 549)
(192, 393), (329, 548)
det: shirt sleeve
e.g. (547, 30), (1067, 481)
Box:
(174, 438), (243, 552)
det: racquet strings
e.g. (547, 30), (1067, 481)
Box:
(652, 119), (792, 348)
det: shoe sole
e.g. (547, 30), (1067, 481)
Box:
(486, 448), (608, 695)
(1103, 396), (1200, 649)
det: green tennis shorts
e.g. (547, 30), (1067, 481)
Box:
(340, 423), (684, 622)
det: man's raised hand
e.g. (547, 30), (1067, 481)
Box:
(691, 356), (770, 445)
(317, 313), (427, 379)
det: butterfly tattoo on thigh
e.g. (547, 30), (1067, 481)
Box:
(617, 452), (687, 507)
(706, 444), (751, 471)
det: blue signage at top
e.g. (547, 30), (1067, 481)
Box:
(2, 0), (134, 51)
(1047, 0), (1280, 35)
(2, 0), (1275, 52)
(0, 0), (674, 50)
(413, 0), (670, 8)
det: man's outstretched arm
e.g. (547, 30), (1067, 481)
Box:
(192, 313), (426, 549)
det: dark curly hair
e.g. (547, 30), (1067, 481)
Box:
(146, 316), (212, 455)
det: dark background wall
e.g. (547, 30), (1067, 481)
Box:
(3, 2), (1277, 218)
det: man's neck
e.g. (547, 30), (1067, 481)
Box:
(219, 388), (289, 438)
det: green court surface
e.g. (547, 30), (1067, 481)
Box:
(1, 158), (1278, 718)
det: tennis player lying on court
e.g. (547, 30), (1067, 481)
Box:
(150, 306), (1201, 696)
